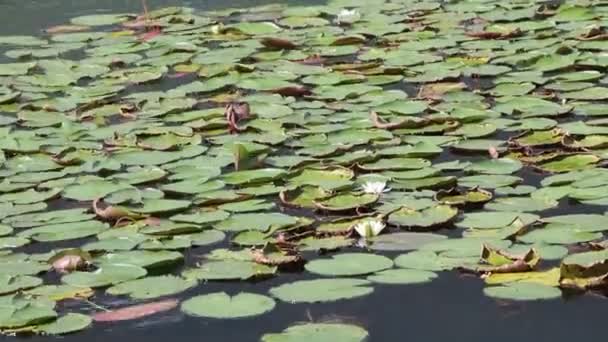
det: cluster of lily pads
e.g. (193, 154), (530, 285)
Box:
(0, 0), (608, 339)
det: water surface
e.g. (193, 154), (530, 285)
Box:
(1, 1), (606, 341)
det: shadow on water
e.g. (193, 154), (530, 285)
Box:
(2, 1), (608, 342)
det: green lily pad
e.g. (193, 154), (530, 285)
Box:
(279, 16), (329, 28)
(181, 292), (275, 319)
(465, 158), (522, 175)
(19, 220), (109, 242)
(182, 260), (276, 281)
(170, 210), (230, 224)
(314, 193), (379, 211)
(359, 158), (430, 171)
(0, 275), (42, 295)
(110, 146), (207, 166)
(483, 283), (561, 301)
(368, 232), (447, 251)
(128, 199), (191, 214)
(0, 295), (57, 329)
(458, 175), (522, 189)
(269, 278), (373, 303)
(421, 238), (512, 258)
(562, 87), (608, 100)
(62, 264), (147, 288)
(95, 250), (183, 269)
(485, 197), (558, 212)
(24, 285), (93, 301)
(214, 213), (297, 232)
(305, 253), (393, 277)
(538, 154), (599, 173)
(261, 323), (369, 342)
(279, 186), (329, 209)
(0, 261), (49, 277)
(35, 313), (92, 335)
(456, 212), (539, 229)
(394, 250), (477, 271)
(517, 227), (601, 245)
(288, 167), (354, 190)
(107, 275), (196, 299)
(388, 205), (458, 229)
(299, 236), (354, 252)
(367, 269), (437, 285)
(223, 168), (286, 185)
(436, 188), (492, 206)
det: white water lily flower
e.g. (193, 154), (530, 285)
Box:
(361, 181), (390, 195)
(335, 9), (361, 24)
(211, 24), (223, 35)
(354, 220), (386, 238)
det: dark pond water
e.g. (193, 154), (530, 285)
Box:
(1, 1), (607, 341)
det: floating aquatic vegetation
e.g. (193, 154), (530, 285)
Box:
(0, 0), (608, 339)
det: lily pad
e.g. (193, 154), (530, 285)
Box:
(313, 193), (378, 211)
(368, 232), (447, 251)
(388, 205), (458, 229)
(35, 313), (92, 335)
(181, 292), (275, 319)
(95, 250), (183, 269)
(483, 283), (561, 301)
(367, 269), (437, 285)
(106, 275), (195, 299)
(269, 278), (373, 303)
(261, 323), (369, 342)
(0, 295), (57, 329)
(305, 253), (393, 277)
(0, 275), (42, 295)
(62, 264), (147, 288)
(394, 250), (477, 271)
(182, 260), (276, 281)
(214, 213), (297, 232)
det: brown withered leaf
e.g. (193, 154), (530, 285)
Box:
(434, 187), (493, 206)
(143, 216), (162, 226)
(294, 54), (326, 65)
(560, 274), (608, 290)
(472, 245), (540, 274)
(577, 26), (608, 41)
(121, 18), (161, 30)
(535, 4), (557, 16)
(93, 198), (147, 222)
(332, 61), (380, 71)
(270, 86), (311, 97)
(92, 299), (179, 322)
(49, 249), (92, 274)
(225, 102), (250, 134)
(252, 243), (301, 267)
(260, 37), (298, 49)
(417, 82), (466, 100)
(466, 28), (522, 39)
(51, 147), (81, 166)
(370, 111), (423, 130)
(559, 248), (608, 290)
(331, 35), (366, 45)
